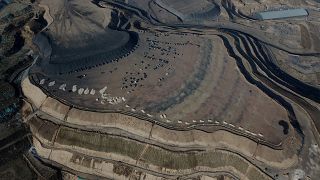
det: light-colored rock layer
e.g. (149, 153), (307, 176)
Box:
(22, 76), (47, 108)
(41, 97), (69, 120)
(67, 109), (152, 139)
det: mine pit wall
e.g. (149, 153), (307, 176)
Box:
(32, 138), (246, 180)
(21, 74), (299, 172)
(30, 126), (271, 180)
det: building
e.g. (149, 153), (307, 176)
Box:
(254, 8), (308, 20)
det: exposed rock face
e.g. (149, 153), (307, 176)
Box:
(22, 0), (320, 179)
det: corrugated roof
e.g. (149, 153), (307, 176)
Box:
(256, 8), (308, 20)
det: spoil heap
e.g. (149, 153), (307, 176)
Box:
(22, 0), (320, 179)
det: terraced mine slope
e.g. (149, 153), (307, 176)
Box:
(21, 0), (320, 179)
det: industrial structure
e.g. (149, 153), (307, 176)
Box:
(254, 8), (308, 20)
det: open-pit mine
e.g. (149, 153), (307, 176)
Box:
(3, 0), (319, 179)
